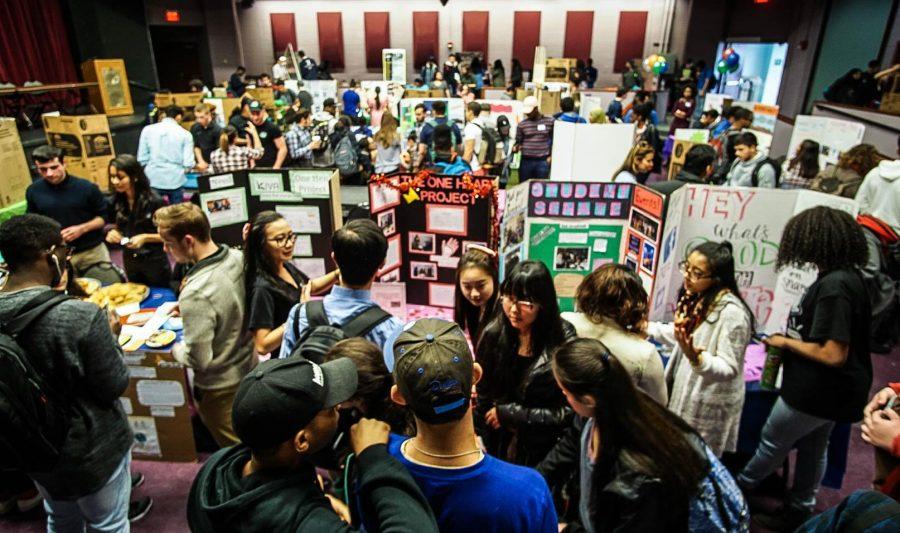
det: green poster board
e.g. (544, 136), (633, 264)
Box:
(527, 221), (624, 312)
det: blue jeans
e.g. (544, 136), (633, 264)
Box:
(738, 398), (835, 512)
(519, 157), (550, 182)
(152, 186), (185, 205)
(34, 453), (131, 533)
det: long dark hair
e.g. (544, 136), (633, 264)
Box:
(776, 206), (868, 273)
(788, 139), (820, 179)
(677, 241), (755, 332)
(109, 154), (154, 217)
(476, 260), (566, 399)
(453, 247), (499, 342)
(553, 338), (708, 529)
(242, 211), (292, 325)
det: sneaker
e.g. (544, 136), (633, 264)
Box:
(128, 497), (153, 523)
(131, 472), (145, 490)
(753, 505), (813, 532)
(16, 488), (42, 513)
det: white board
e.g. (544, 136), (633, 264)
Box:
(787, 115), (865, 167)
(550, 122), (635, 182)
(477, 99), (523, 140)
(579, 94), (605, 121)
(305, 80), (338, 114)
(382, 49), (407, 84)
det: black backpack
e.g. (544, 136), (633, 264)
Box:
(751, 157), (782, 187)
(289, 300), (392, 364)
(473, 123), (505, 167)
(0, 291), (73, 472)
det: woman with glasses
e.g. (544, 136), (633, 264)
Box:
(105, 154), (170, 286)
(647, 241), (754, 457)
(475, 260), (577, 466)
(243, 211), (339, 355)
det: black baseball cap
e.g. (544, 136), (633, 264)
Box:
(389, 318), (474, 424)
(232, 357), (358, 449)
(248, 100), (264, 112)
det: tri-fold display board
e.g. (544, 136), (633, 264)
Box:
(550, 122), (636, 182)
(369, 173), (496, 307)
(197, 169), (343, 279)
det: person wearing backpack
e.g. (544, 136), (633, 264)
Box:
(724, 132), (779, 188)
(857, 141), (900, 235)
(279, 219), (404, 368)
(328, 116), (362, 182)
(462, 101), (486, 172)
(416, 100), (462, 170)
(538, 338), (749, 532)
(0, 214), (133, 531)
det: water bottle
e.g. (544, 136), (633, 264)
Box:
(760, 345), (783, 390)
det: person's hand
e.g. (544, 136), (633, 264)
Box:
(441, 237), (460, 257)
(763, 334), (789, 350)
(244, 122), (257, 135)
(300, 282), (313, 303)
(106, 229), (123, 245)
(546, 156), (552, 164)
(195, 160), (209, 172)
(241, 223), (251, 242)
(350, 417), (390, 454)
(126, 234), (149, 249)
(864, 387), (898, 425)
(862, 409), (900, 452)
(61, 225), (85, 243)
(325, 494), (351, 523)
(674, 325), (704, 364)
(485, 407), (501, 430)
(107, 307), (122, 337)
(309, 140), (321, 150)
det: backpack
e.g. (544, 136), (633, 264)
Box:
(289, 300), (392, 364)
(426, 119), (461, 162)
(0, 291), (73, 472)
(473, 123), (505, 167)
(311, 120), (334, 168)
(688, 444), (751, 532)
(796, 490), (900, 533)
(332, 132), (359, 178)
(751, 157), (782, 187)
(859, 214), (900, 280)
(810, 165), (864, 198)
(431, 157), (472, 176)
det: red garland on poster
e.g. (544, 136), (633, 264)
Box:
(369, 171), (496, 204)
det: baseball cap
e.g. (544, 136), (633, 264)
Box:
(248, 100), (264, 112)
(232, 357), (358, 449)
(389, 318), (474, 424)
(522, 95), (538, 114)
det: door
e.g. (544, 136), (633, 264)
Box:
(149, 25), (212, 92)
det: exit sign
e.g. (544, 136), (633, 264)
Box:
(165, 10), (180, 23)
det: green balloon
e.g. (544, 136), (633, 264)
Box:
(717, 60), (729, 74)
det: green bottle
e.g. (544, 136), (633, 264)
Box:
(760, 345), (783, 390)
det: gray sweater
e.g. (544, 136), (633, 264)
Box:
(725, 151), (776, 188)
(0, 286), (132, 500)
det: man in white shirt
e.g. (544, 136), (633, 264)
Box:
(137, 105), (195, 205)
(462, 101), (484, 172)
(272, 56), (289, 81)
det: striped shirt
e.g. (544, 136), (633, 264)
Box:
(515, 116), (554, 158)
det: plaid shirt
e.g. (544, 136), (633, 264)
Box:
(285, 124), (313, 163)
(209, 146), (263, 173)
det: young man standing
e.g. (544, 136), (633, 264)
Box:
(417, 100), (462, 170)
(0, 214), (132, 531)
(725, 132), (777, 188)
(279, 219), (404, 362)
(191, 103), (222, 173)
(383, 318), (558, 532)
(586, 58), (598, 89)
(138, 104), (195, 204)
(26, 146), (110, 275)
(284, 108), (321, 167)
(462, 101), (484, 172)
(298, 50), (319, 81)
(155, 203), (256, 446)
(188, 357), (438, 532)
(556, 97), (587, 124)
(514, 96), (554, 181)
(606, 87), (628, 123)
(248, 100), (288, 169)
(228, 66), (247, 97)
(413, 103), (427, 138)
(342, 80), (362, 117)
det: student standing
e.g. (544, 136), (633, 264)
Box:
(462, 101), (485, 172)
(613, 142), (655, 184)
(648, 241), (754, 456)
(248, 101), (287, 168)
(105, 155), (170, 287)
(373, 113), (403, 175)
(491, 59), (506, 88)
(606, 88), (627, 123)
(739, 207), (872, 531)
(668, 85), (696, 134)
(190, 103), (222, 173)
(856, 146), (900, 233)
(724, 132), (777, 188)
(780, 140), (821, 190)
(556, 97), (587, 124)
(510, 59), (524, 88)
(283, 109), (321, 167)
(343, 80), (362, 117)
(209, 124), (263, 174)
(513, 96), (554, 182)
(421, 56), (439, 85)
(367, 86), (389, 128)
(137, 105), (196, 204)
(810, 143), (884, 199)
(417, 100), (462, 169)
(650, 144), (715, 196)
(453, 245), (498, 343)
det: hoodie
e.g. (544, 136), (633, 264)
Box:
(725, 151), (776, 188)
(857, 160), (900, 233)
(187, 444), (438, 532)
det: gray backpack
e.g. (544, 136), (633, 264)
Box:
(333, 132), (359, 177)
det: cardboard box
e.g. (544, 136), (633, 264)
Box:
(154, 92), (205, 110)
(245, 87), (276, 109)
(0, 119), (32, 207)
(121, 350), (197, 463)
(43, 114), (115, 190)
(668, 139), (702, 178)
(539, 89), (561, 115)
(879, 76), (900, 115)
(81, 59), (134, 117)
(545, 58), (577, 83)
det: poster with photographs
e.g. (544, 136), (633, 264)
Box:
(554, 247), (590, 271)
(382, 48), (407, 84)
(624, 185), (666, 298)
(369, 172), (495, 306)
(199, 187), (248, 228)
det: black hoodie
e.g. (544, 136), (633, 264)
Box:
(188, 443), (438, 532)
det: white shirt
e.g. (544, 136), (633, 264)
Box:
(463, 118), (484, 171)
(272, 63), (289, 81)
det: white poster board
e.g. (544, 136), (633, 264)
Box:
(579, 94), (604, 121)
(787, 115), (866, 167)
(305, 80), (338, 114)
(382, 49), (407, 84)
(550, 122), (635, 182)
(397, 98), (465, 137)
(532, 46), (547, 85)
(650, 185), (858, 332)
(477, 99), (523, 140)
(703, 93), (730, 113)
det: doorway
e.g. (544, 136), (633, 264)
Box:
(714, 42), (788, 105)
(149, 25), (212, 92)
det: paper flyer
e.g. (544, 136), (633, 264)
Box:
(289, 170), (332, 198)
(276, 205), (322, 234)
(249, 172), (284, 195)
(200, 187), (248, 228)
(129, 416), (162, 456)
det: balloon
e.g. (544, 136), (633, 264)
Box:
(643, 54), (658, 73)
(716, 60), (729, 74)
(652, 59), (668, 75)
(722, 48), (735, 59)
(728, 61), (740, 73)
(725, 52), (740, 69)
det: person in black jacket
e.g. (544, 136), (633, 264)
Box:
(475, 260), (577, 467)
(650, 144), (715, 197)
(538, 338), (744, 532)
(187, 357), (438, 532)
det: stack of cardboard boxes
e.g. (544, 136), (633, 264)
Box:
(0, 119), (31, 208)
(43, 114), (116, 191)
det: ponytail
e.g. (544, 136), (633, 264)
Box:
(220, 125), (238, 155)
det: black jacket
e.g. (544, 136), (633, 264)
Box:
(538, 417), (705, 533)
(475, 320), (577, 466)
(649, 169), (705, 197)
(187, 443), (438, 532)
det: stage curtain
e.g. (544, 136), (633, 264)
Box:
(317, 12), (345, 70)
(0, 0), (78, 86)
(270, 13), (297, 61)
(463, 12), (489, 59)
(364, 12), (390, 71)
(564, 11), (594, 61)
(412, 12), (439, 69)
(512, 12), (541, 69)
(614, 11), (648, 73)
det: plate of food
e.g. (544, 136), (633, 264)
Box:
(118, 333), (132, 347)
(126, 310), (157, 326)
(145, 329), (177, 348)
(85, 282), (150, 308)
(75, 277), (101, 295)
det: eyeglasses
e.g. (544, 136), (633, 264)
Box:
(267, 233), (297, 247)
(500, 295), (537, 312)
(48, 244), (74, 260)
(678, 261), (712, 281)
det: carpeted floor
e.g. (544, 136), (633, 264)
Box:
(2, 349), (896, 532)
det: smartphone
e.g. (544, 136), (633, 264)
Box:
(752, 332), (769, 344)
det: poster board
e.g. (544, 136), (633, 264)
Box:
(121, 350), (196, 462)
(622, 186), (666, 304)
(305, 80), (338, 114)
(245, 87), (276, 109)
(369, 173), (495, 307)
(532, 46), (547, 85)
(382, 49), (407, 84)
(197, 169), (342, 278)
(579, 94), (604, 121)
(0, 119), (32, 208)
(43, 114), (115, 190)
(397, 98), (465, 137)
(81, 59), (133, 117)
(787, 115), (866, 167)
(550, 122), (635, 182)
(668, 139), (706, 178)
(154, 92), (204, 110)
(477, 99), (523, 139)
(499, 180), (635, 311)
(649, 185), (858, 332)
(703, 93), (732, 113)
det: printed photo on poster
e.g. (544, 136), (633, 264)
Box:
(292, 234), (313, 257)
(641, 242), (656, 272)
(292, 258), (327, 279)
(380, 267), (400, 282)
(630, 210), (659, 241)
(554, 246), (590, 271)
(428, 282), (456, 308)
(408, 232), (436, 254)
(381, 235), (401, 274)
(625, 257), (638, 271)
(276, 205), (322, 234)
(504, 247), (521, 274)
(199, 187), (248, 228)
(410, 261), (438, 280)
(425, 204), (468, 236)
(628, 233), (642, 257)
(369, 182), (401, 212)
(503, 212), (525, 252)
(377, 209), (396, 236)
